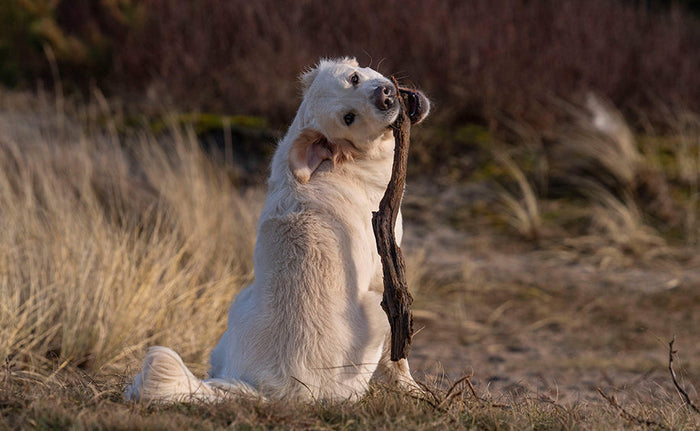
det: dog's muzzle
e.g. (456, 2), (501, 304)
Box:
(372, 84), (430, 125)
(373, 85), (396, 111)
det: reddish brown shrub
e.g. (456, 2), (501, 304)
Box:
(3, 0), (697, 127)
(109, 0), (700, 127)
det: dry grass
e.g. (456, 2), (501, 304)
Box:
(650, 110), (700, 245)
(0, 91), (259, 375)
(2, 368), (697, 430)
(558, 95), (641, 191)
(492, 148), (542, 242)
(562, 97), (698, 263)
(481, 95), (700, 267)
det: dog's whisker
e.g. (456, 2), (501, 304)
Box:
(362, 50), (374, 68)
(376, 57), (388, 74)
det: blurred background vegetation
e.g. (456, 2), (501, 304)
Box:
(1, 0), (698, 124)
(1, 0), (698, 243)
(0, 0), (697, 237)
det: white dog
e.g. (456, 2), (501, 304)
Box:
(125, 57), (430, 402)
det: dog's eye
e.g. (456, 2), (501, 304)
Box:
(350, 73), (359, 86)
(344, 113), (355, 126)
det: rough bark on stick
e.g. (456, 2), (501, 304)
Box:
(372, 77), (413, 361)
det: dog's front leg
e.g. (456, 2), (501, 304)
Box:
(370, 330), (418, 391)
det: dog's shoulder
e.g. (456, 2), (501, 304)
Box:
(255, 210), (344, 289)
(259, 210), (337, 252)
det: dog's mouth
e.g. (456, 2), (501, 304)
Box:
(398, 88), (429, 125)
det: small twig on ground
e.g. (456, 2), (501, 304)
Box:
(465, 377), (481, 403)
(414, 380), (443, 411)
(668, 336), (700, 414)
(436, 375), (471, 409)
(415, 374), (510, 411)
(531, 394), (568, 414)
(597, 388), (669, 430)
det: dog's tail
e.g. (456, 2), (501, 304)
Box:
(124, 346), (218, 402)
(124, 346), (257, 403)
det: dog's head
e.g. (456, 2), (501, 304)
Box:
(288, 57), (430, 184)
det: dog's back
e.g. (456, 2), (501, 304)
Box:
(209, 207), (386, 399)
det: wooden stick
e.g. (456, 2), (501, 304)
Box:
(372, 77), (413, 361)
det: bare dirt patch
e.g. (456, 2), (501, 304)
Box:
(402, 180), (700, 408)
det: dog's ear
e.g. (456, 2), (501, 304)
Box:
(337, 56), (359, 67)
(299, 66), (320, 93)
(288, 129), (356, 184)
(289, 130), (331, 184)
(300, 57), (359, 93)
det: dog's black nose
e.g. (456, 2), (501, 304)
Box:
(373, 85), (395, 111)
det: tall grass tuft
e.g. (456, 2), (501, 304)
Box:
(582, 179), (666, 261)
(493, 148), (542, 242)
(557, 94), (641, 192)
(0, 92), (259, 374)
(548, 95), (677, 259)
(666, 111), (700, 244)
